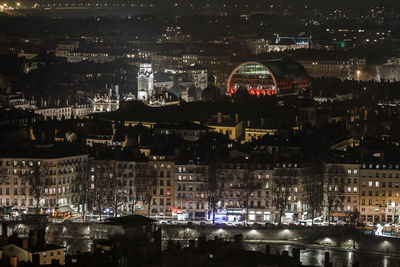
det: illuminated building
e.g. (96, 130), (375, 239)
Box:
(246, 35), (311, 55)
(137, 63), (154, 102)
(174, 163), (208, 221)
(34, 106), (72, 120)
(91, 85), (120, 113)
(0, 147), (89, 215)
(1, 243), (65, 265)
(324, 163), (359, 222)
(149, 157), (175, 218)
(154, 122), (210, 141)
(55, 41), (79, 58)
(91, 159), (135, 216)
(219, 166), (274, 223)
(148, 91), (179, 107)
(158, 26), (191, 43)
(2, 93), (36, 110)
(244, 118), (278, 142)
(299, 58), (367, 80)
(359, 163), (400, 223)
(207, 113), (243, 141)
(227, 59), (310, 96)
(273, 165), (304, 223)
(66, 51), (115, 63)
(18, 49), (38, 60)
(71, 103), (91, 119)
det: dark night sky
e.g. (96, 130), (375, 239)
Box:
(305, 0), (398, 7)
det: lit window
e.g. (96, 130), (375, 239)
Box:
(354, 170), (358, 174)
(376, 181), (379, 187)
(368, 181), (372, 187)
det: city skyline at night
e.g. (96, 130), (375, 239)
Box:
(0, 0), (399, 266)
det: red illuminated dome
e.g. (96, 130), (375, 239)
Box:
(227, 59), (310, 96)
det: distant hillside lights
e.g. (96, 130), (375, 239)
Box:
(245, 34), (311, 55)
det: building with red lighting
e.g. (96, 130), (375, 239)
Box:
(227, 59), (310, 96)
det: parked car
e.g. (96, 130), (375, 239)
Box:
(252, 222), (263, 228)
(335, 220), (345, 226)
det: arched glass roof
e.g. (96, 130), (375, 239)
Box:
(227, 59), (310, 96)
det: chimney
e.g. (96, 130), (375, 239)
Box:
(1, 222), (8, 236)
(32, 253), (40, 266)
(37, 229), (45, 247)
(217, 112), (222, 123)
(22, 239), (28, 250)
(324, 252), (331, 267)
(29, 230), (37, 248)
(10, 256), (17, 267)
(112, 122), (116, 138)
(260, 117), (265, 128)
(235, 113), (239, 124)
(247, 120), (250, 127)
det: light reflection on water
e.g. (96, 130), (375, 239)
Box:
(51, 237), (400, 267)
(242, 243), (400, 267)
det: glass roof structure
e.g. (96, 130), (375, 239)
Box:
(227, 59), (310, 96)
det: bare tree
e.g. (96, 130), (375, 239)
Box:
(302, 161), (324, 225)
(273, 168), (298, 224)
(0, 166), (10, 217)
(205, 164), (225, 225)
(110, 177), (128, 218)
(28, 161), (46, 215)
(95, 192), (103, 222)
(135, 163), (157, 218)
(92, 161), (114, 222)
(76, 158), (91, 222)
(324, 165), (346, 224)
(241, 170), (259, 224)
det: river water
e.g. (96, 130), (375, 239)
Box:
(242, 243), (400, 267)
(51, 236), (400, 267)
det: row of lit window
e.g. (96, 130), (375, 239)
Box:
(361, 191), (399, 197)
(361, 173), (400, 178)
(361, 181), (399, 188)
(361, 199), (397, 206)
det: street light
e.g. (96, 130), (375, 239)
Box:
(392, 202), (397, 223)
(356, 70), (361, 82)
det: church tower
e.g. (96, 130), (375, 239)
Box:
(137, 63), (154, 102)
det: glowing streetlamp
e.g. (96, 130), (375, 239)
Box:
(356, 70), (361, 82)
(392, 202), (397, 222)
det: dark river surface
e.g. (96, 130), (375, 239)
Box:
(47, 230), (400, 267)
(241, 243), (400, 267)
(56, 237), (399, 267)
